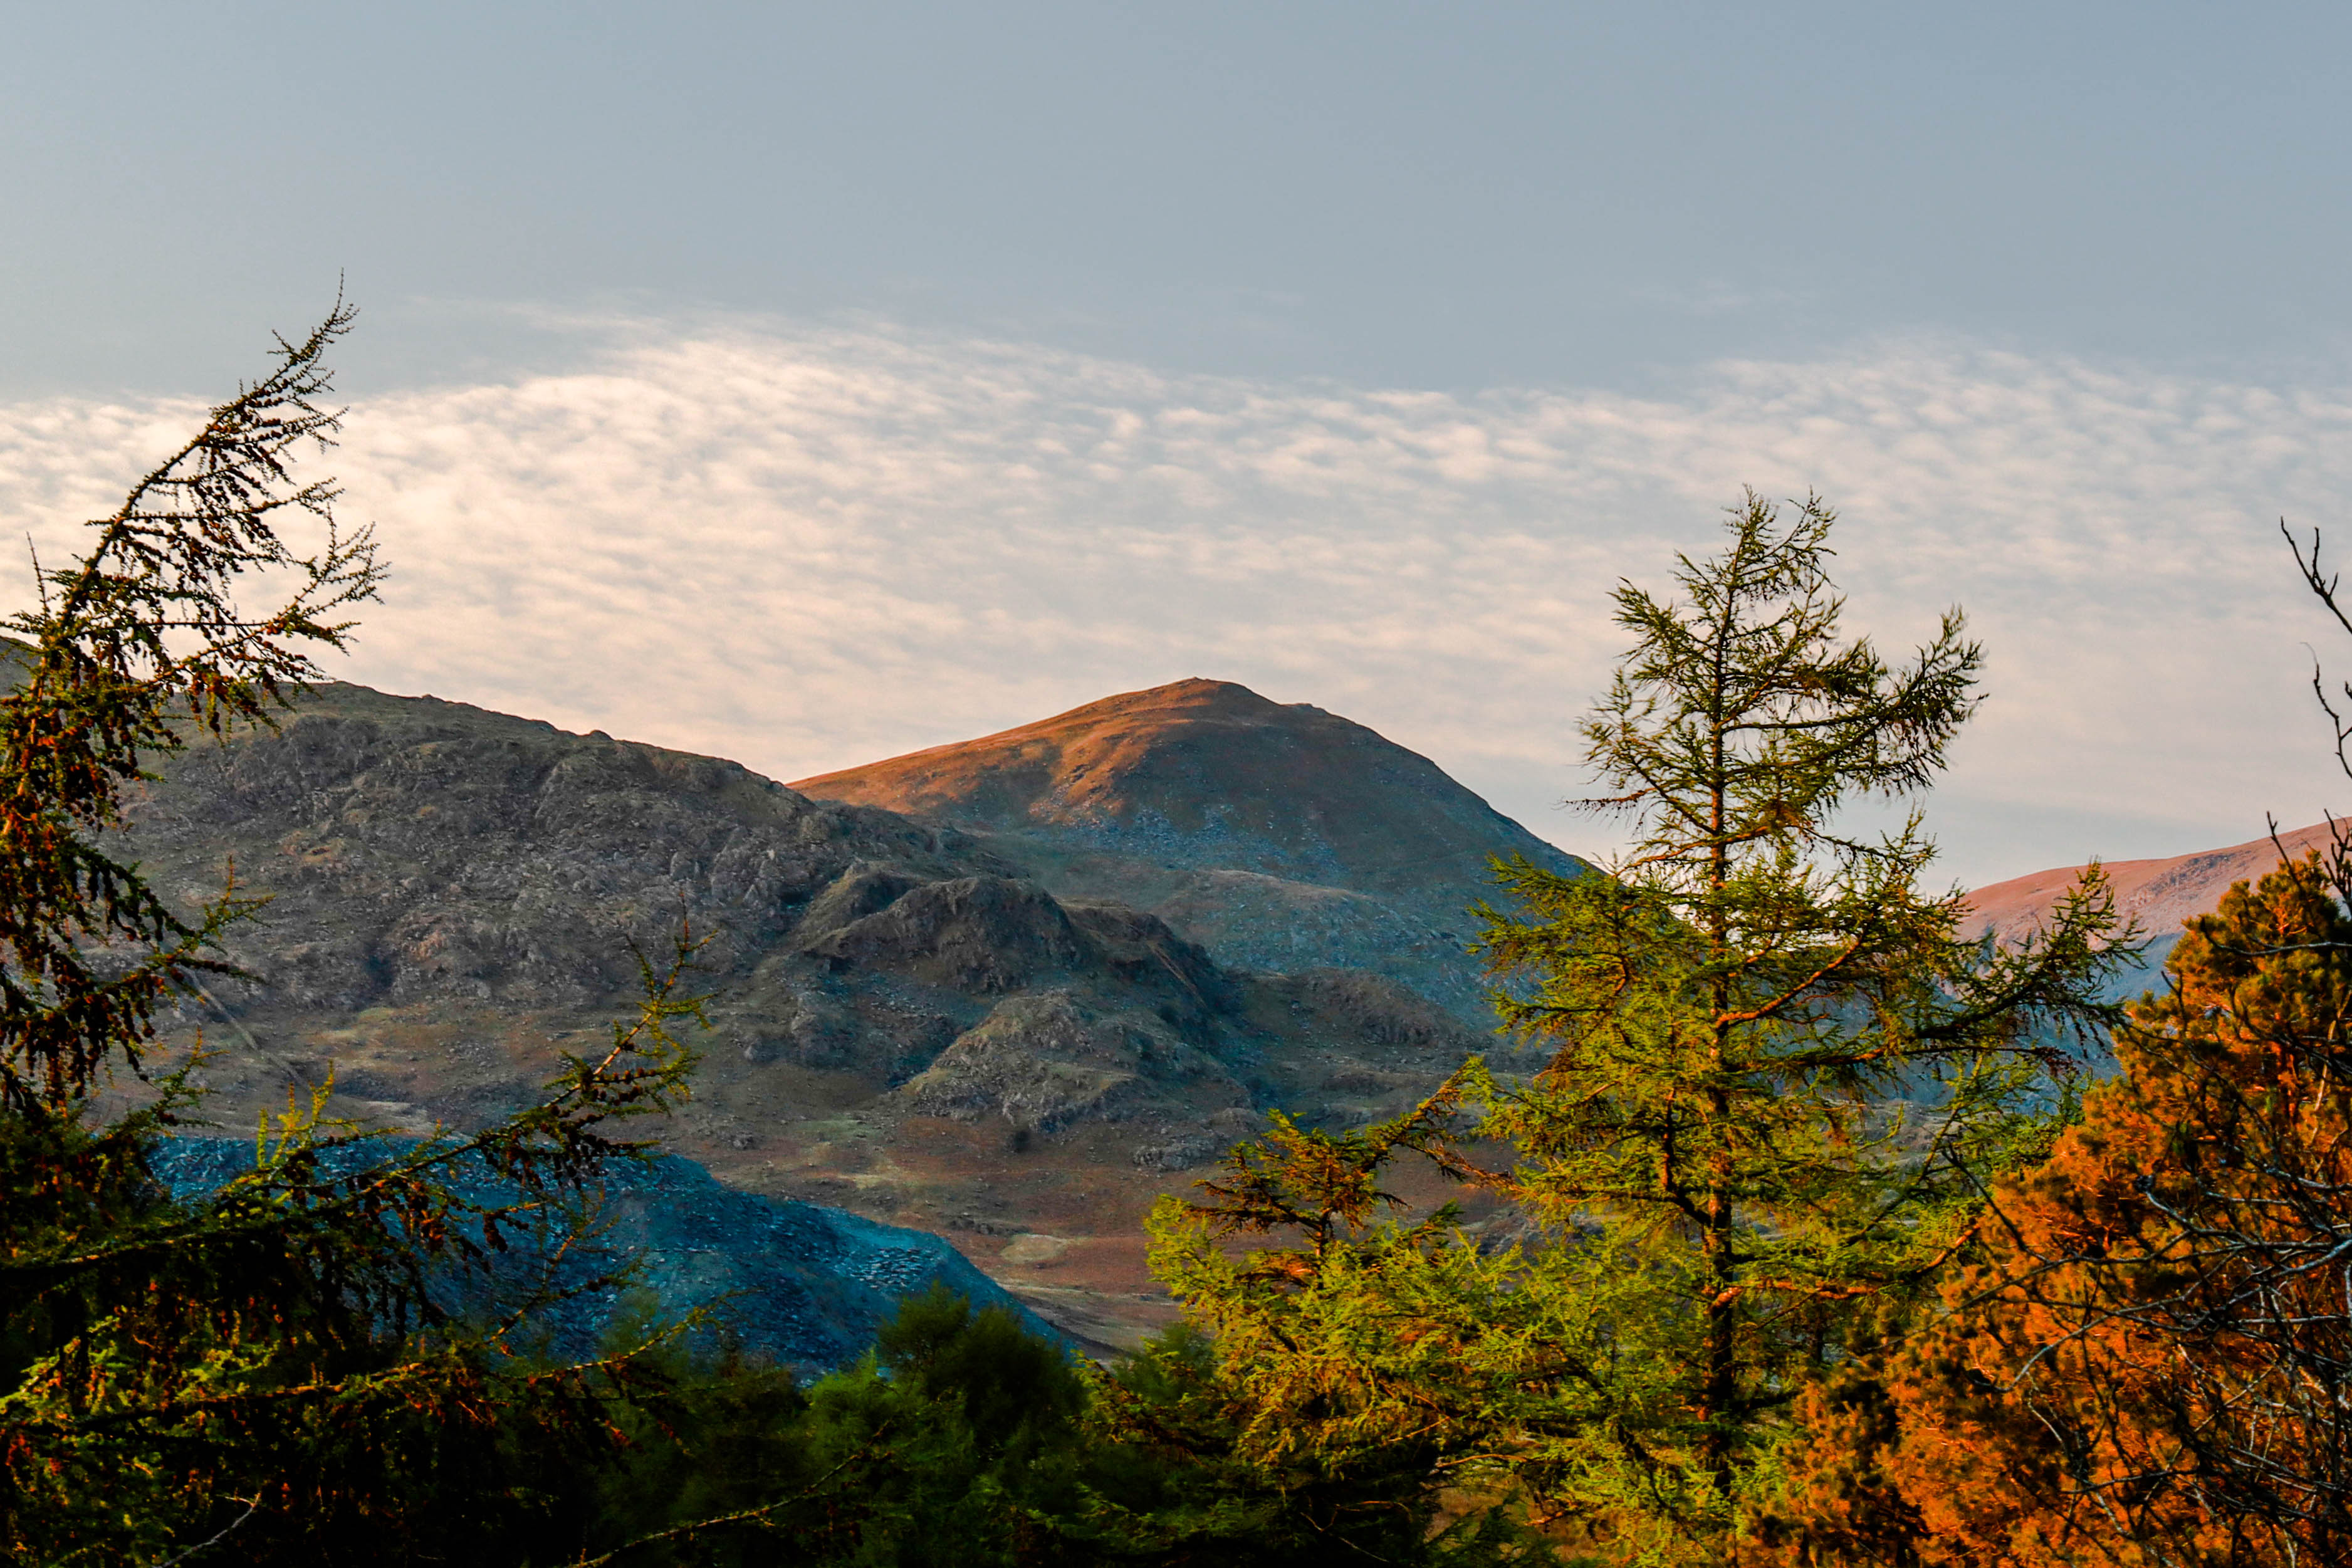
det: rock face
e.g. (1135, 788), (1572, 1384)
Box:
(113, 680), (1524, 1350)
(792, 678), (1590, 1017)
(896, 990), (1247, 1133)
(118, 684), (1014, 1016)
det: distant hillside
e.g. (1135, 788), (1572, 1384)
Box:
(113, 679), (1525, 1349)
(1966, 819), (2342, 998)
(793, 678), (1590, 1017)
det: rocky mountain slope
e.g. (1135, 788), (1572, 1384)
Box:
(114, 680), (1552, 1349)
(792, 678), (1589, 1018)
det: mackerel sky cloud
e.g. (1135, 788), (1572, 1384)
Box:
(2, 314), (2347, 889)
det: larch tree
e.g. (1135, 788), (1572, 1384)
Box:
(1770, 855), (2352, 1568)
(1154, 493), (2132, 1565)
(1471, 492), (2132, 1545)
(0, 301), (713, 1565)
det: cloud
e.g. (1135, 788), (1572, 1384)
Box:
(3, 317), (2348, 887)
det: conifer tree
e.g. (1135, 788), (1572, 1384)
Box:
(1154, 493), (2132, 1564)
(1470, 492), (2130, 1540)
(0, 301), (708, 1564)
(1769, 854), (2352, 1568)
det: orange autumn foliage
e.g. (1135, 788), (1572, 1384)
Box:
(1764, 853), (2352, 1567)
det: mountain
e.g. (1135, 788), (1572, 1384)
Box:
(111, 679), (1552, 1349)
(1965, 819), (2340, 998)
(792, 678), (1589, 1017)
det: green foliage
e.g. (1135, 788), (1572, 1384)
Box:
(782, 1286), (1096, 1566)
(0, 299), (380, 1116)
(0, 304), (709, 1564)
(562, 1286), (1265, 1567)
(1144, 1091), (1561, 1540)
(561, 1277), (1575, 1567)
(1478, 494), (2134, 1545)
(1098, 1321), (1559, 1567)
(0, 297), (1563, 1567)
(1151, 493), (2136, 1565)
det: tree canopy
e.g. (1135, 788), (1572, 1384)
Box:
(1154, 492), (2132, 1564)
(1769, 852), (2352, 1567)
(0, 303), (708, 1564)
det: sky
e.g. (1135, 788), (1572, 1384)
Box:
(5, 3), (2352, 889)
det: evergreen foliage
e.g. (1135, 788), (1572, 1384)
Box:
(0, 303), (708, 1564)
(1471, 493), (2131, 1540)
(1152, 493), (2132, 1564)
(555, 1284), (1482, 1567)
(9, 308), (2322, 1568)
(1144, 1091), (1562, 1564)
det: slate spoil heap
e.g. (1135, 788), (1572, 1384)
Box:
(149, 1139), (1052, 1369)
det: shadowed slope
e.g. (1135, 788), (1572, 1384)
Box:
(150, 1139), (1053, 1370)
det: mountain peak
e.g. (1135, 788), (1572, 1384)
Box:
(790, 679), (1582, 903)
(1055, 677), (1277, 716)
(844, 679), (1294, 757)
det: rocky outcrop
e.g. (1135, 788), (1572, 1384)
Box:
(894, 991), (1247, 1131)
(802, 876), (1089, 993)
(1270, 968), (1482, 1051)
(130, 691), (1000, 1013)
